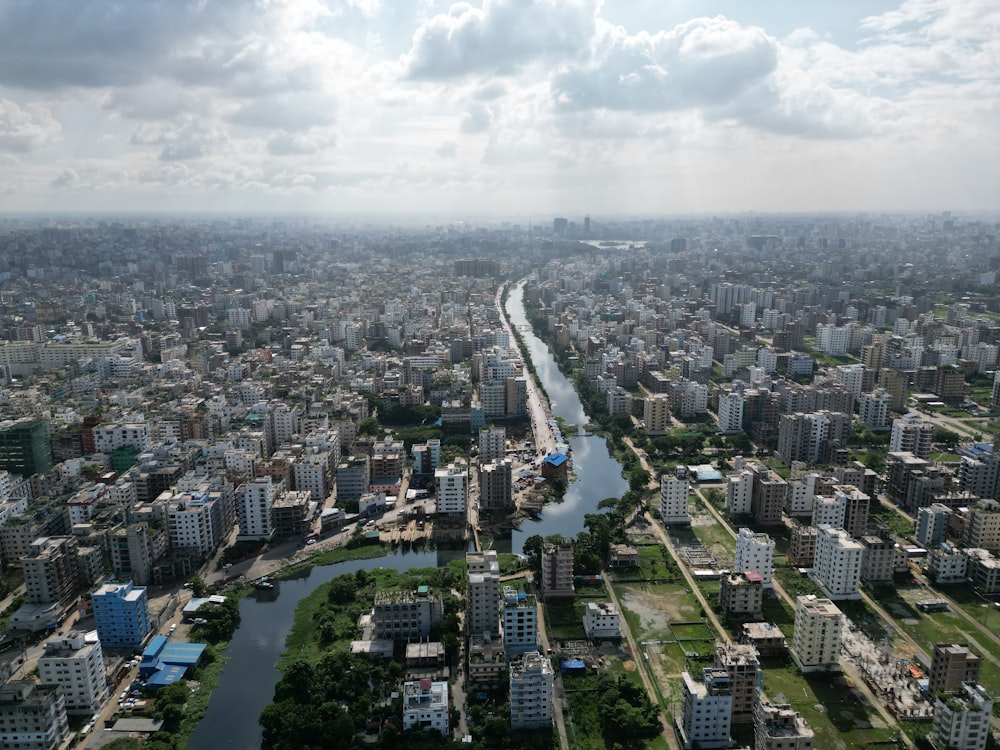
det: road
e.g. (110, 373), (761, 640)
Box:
(496, 281), (558, 457)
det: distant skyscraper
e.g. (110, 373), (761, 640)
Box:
(583, 215), (590, 234)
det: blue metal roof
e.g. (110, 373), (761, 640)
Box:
(542, 453), (568, 467)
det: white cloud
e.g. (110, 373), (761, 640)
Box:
(404, 0), (598, 79)
(0, 99), (60, 153)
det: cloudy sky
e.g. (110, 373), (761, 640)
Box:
(1, 0), (997, 216)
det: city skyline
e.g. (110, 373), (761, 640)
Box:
(0, 0), (998, 215)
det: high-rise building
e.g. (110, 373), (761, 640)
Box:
(916, 503), (951, 547)
(435, 461), (468, 517)
(714, 643), (760, 725)
(777, 411), (850, 465)
(23, 536), (82, 608)
(38, 631), (109, 715)
(509, 651), (553, 730)
(541, 541), (574, 598)
(91, 580), (152, 649)
(790, 595), (842, 673)
(930, 682), (992, 750)
(502, 586), (538, 656)
(679, 668), (733, 749)
(643, 394), (672, 435)
(725, 468), (754, 516)
(237, 477), (276, 540)
(717, 391), (744, 435)
(889, 413), (933, 459)
(478, 426), (506, 464)
(858, 389), (890, 431)
(750, 465), (786, 526)
(0, 681), (69, 750)
(957, 452), (1000, 503)
(467, 550), (500, 640)
(734, 528), (775, 589)
(0, 418), (52, 477)
(660, 476), (691, 524)
(812, 525), (863, 600)
(479, 459), (513, 512)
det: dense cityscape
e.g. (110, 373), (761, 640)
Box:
(0, 212), (995, 750)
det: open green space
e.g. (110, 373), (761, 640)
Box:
(543, 598), (588, 640)
(762, 663), (899, 750)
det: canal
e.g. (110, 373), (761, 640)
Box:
(192, 278), (628, 747)
(505, 279), (629, 554)
(189, 551), (436, 750)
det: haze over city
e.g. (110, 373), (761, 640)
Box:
(1, 0), (999, 215)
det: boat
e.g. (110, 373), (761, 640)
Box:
(253, 578), (274, 590)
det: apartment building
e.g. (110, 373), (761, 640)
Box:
(401, 679), (449, 735)
(754, 703), (815, 750)
(734, 528), (775, 589)
(502, 586), (538, 657)
(467, 550), (500, 640)
(583, 602), (621, 638)
(790, 595), (842, 673)
(38, 631), (109, 715)
(91, 580), (152, 649)
(660, 476), (690, 524)
(679, 668), (733, 750)
(509, 651), (553, 730)
(812, 525), (863, 600)
(930, 682), (992, 750)
(0, 681), (69, 750)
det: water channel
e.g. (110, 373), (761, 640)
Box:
(189, 551), (437, 750)
(505, 279), (629, 553)
(190, 277), (627, 747)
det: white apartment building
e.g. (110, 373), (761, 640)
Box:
(293, 452), (332, 502)
(926, 545), (968, 583)
(679, 668), (732, 750)
(734, 528), (775, 589)
(37, 631), (108, 715)
(791, 595), (843, 672)
(401, 679), (449, 735)
(165, 491), (217, 555)
(0, 681), (69, 749)
(889, 413), (934, 459)
(930, 682), (993, 750)
(726, 469), (754, 516)
(717, 391), (744, 435)
(785, 474), (818, 518)
(92, 421), (151, 454)
(812, 525), (863, 600)
(858, 389), (890, 431)
(435, 462), (468, 516)
(583, 602), (621, 638)
(478, 427), (506, 464)
(834, 363), (866, 398)
(509, 651), (553, 730)
(238, 477), (275, 540)
(815, 324), (849, 356)
(502, 587), (538, 656)
(812, 495), (845, 529)
(660, 476), (691, 524)
(467, 550), (500, 639)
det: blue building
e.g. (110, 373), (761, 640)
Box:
(91, 580), (152, 649)
(140, 635), (206, 688)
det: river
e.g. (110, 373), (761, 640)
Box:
(191, 278), (627, 746)
(505, 279), (628, 554)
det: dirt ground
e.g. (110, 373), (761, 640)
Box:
(619, 586), (699, 633)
